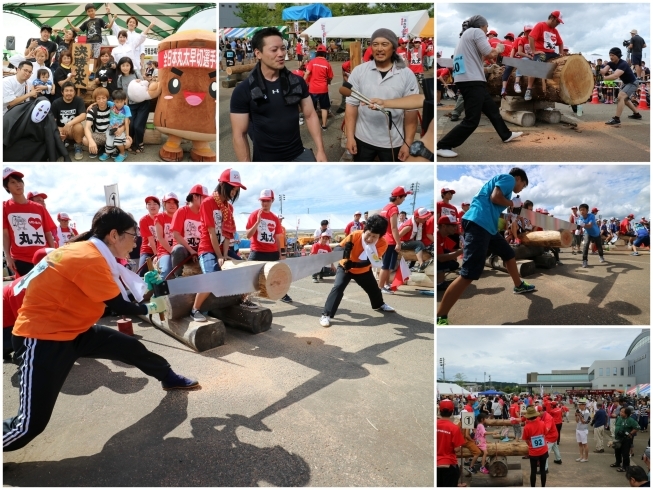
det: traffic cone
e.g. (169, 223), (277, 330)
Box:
(637, 84), (649, 110)
(590, 86), (600, 104)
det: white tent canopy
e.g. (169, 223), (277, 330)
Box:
(302, 10), (429, 40)
(437, 383), (471, 396)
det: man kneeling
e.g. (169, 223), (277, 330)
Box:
(437, 215), (463, 290)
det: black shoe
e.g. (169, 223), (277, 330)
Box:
(628, 112), (642, 119)
(450, 114), (460, 121)
(437, 103), (444, 106)
(336, 107), (345, 114)
(605, 117), (621, 125)
(161, 369), (200, 390)
(280, 294), (292, 303)
(554, 459), (562, 464)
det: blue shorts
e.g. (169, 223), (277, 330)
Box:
(460, 219), (516, 280)
(631, 53), (642, 66)
(633, 235), (650, 247)
(382, 246), (398, 271)
(199, 252), (221, 273)
(310, 92), (331, 110)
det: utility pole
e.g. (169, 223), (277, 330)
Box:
(279, 194), (286, 216)
(489, 374), (491, 389)
(484, 371), (486, 391)
(439, 357), (445, 382)
(409, 182), (420, 214)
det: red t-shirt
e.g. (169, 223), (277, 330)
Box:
(381, 203), (399, 245)
(154, 213), (174, 257)
(437, 231), (456, 256)
(3, 199), (56, 263)
(423, 216), (434, 247)
(306, 57), (334, 94)
(510, 403), (520, 419)
(342, 60), (351, 74)
(408, 46), (424, 74)
(3, 278), (26, 328)
(550, 407), (563, 425)
(139, 214), (157, 255)
(198, 197), (235, 257)
(514, 36), (533, 57)
(399, 218), (415, 242)
(541, 411), (558, 443)
(437, 201), (458, 222)
(522, 419), (548, 456)
(344, 220), (363, 235)
(310, 243), (331, 255)
(530, 22), (563, 53)
(437, 68), (449, 79)
(426, 44), (434, 56)
(170, 205), (202, 251)
(620, 218), (632, 234)
(437, 418), (466, 466)
(397, 47), (408, 64)
(296, 43), (303, 56)
(363, 46), (373, 62)
(246, 210), (282, 253)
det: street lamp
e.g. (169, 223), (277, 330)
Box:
(278, 194), (286, 215)
(439, 357), (445, 382)
(484, 371), (486, 391)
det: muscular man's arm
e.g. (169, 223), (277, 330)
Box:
(490, 187), (514, 208)
(230, 112), (251, 162)
(300, 96), (326, 160)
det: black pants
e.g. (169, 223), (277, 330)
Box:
(615, 437), (633, 467)
(13, 260), (34, 277)
(556, 423), (563, 445)
(437, 81), (512, 150)
(529, 452), (548, 487)
(3, 325), (171, 451)
(436, 465), (460, 487)
(323, 266), (384, 317)
(353, 137), (401, 162)
(582, 234), (604, 261)
(248, 250), (281, 261)
(548, 247), (560, 261)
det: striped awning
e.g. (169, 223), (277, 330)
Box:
(627, 384), (650, 396)
(220, 25), (287, 40)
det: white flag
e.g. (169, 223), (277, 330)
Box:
(104, 184), (120, 208)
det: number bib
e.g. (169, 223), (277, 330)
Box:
(453, 55), (466, 76)
(531, 435), (545, 448)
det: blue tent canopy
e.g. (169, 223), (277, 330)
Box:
(477, 390), (505, 396)
(282, 4), (332, 21)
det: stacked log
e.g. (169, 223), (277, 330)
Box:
(488, 456), (509, 477)
(460, 440), (528, 458)
(518, 230), (573, 248)
(485, 419), (525, 427)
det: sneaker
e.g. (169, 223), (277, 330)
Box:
(628, 112), (642, 119)
(450, 114), (460, 122)
(280, 294), (292, 303)
(501, 437), (510, 442)
(312, 277), (320, 283)
(74, 144), (83, 160)
(436, 148), (458, 158)
(410, 266), (421, 273)
(336, 107), (345, 114)
(437, 103), (444, 106)
(580, 459), (588, 462)
(467, 467), (477, 474)
(571, 250), (577, 255)
(299, 118), (304, 125)
(514, 83), (522, 94)
(503, 132), (523, 143)
(582, 260), (588, 268)
(556, 261), (563, 266)
(437, 317), (449, 325)
(99, 153), (110, 161)
(605, 117), (621, 125)
(524, 89), (532, 101)
(381, 285), (394, 294)
(554, 459), (562, 464)
(89, 151), (97, 159)
(161, 369), (200, 390)
(376, 303), (396, 312)
(319, 315), (331, 327)
(631, 252), (640, 256)
(321, 125), (327, 131)
(513, 280), (536, 294)
(599, 257), (606, 263)
(575, 458), (582, 462)
(479, 467), (490, 474)
(190, 309), (207, 322)
(114, 153), (127, 162)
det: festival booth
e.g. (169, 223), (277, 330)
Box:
(627, 384), (650, 397)
(300, 10), (429, 40)
(220, 26), (288, 40)
(437, 382), (471, 396)
(419, 18), (433, 38)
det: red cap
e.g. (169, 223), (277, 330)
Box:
(27, 191), (48, 200)
(628, 214), (635, 218)
(461, 202), (470, 206)
(414, 207), (432, 219)
(145, 196), (161, 206)
(316, 44), (327, 52)
(439, 399), (454, 411)
(513, 396), (519, 401)
(162, 192), (179, 203)
(466, 394), (476, 400)
(391, 186), (413, 197)
(259, 189), (275, 201)
(219, 168), (247, 190)
(189, 184), (209, 197)
(57, 212), (71, 221)
(551, 10), (564, 23)
(487, 30), (498, 36)
(551, 401), (558, 406)
(505, 32), (515, 39)
(438, 215), (460, 225)
(571, 205), (578, 209)
(3, 167), (24, 180)
(440, 187), (455, 195)
(591, 207), (599, 213)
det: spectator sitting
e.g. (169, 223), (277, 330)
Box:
(50, 81), (86, 160)
(311, 232), (335, 282)
(98, 89), (131, 162)
(314, 220), (332, 241)
(399, 207), (433, 272)
(84, 87), (131, 158)
(625, 465), (649, 487)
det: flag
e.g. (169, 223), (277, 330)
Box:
(391, 256), (411, 291)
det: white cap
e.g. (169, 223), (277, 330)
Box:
(415, 207), (431, 218)
(259, 189), (275, 200)
(57, 212), (70, 220)
(320, 231), (330, 237)
(3, 167), (24, 180)
(162, 192), (179, 202)
(354, 210), (362, 215)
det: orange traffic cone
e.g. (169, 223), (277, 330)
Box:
(590, 86), (600, 104)
(637, 84), (649, 110)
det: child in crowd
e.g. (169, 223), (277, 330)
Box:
(67, 3), (114, 61)
(99, 89), (131, 162)
(32, 68), (53, 94)
(475, 413), (490, 474)
(311, 232), (335, 283)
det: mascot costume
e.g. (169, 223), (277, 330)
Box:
(147, 29), (216, 162)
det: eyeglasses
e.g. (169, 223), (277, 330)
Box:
(122, 231), (138, 240)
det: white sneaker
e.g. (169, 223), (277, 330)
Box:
(436, 149), (458, 158)
(503, 132), (523, 143)
(299, 117), (304, 125)
(575, 458), (582, 462)
(514, 83), (522, 94)
(381, 285), (394, 295)
(190, 309), (207, 322)
(377, 303), (396, 312)
(319, 315), (331, 327)
(580, 459), (588, 462)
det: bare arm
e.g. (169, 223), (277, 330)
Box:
(147, 236), (156, 252)
(246, 211), (262, 239)
(403, 110), (418, 148)
(45, 231), (56, 248)
(3, 229), (15, 273)
(490, 186), (514, 208)
(300, 96), (326, 159)
(275, 233), (284, 258)
(390, 214), (401, 249)
(230, 112), (250, 162)
(155, 222), (172, 254)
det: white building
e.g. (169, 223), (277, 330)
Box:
(588, 360), (636, 391)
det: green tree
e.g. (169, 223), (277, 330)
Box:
(371, 3), (434, 17)
(453, 372), (467, 387)
(234, 4), (276, 27)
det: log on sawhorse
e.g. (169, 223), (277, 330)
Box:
(485, 256), (536, 277)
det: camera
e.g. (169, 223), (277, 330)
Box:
(623, 39), (631, 47)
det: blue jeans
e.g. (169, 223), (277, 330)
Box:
(199, 252), (221, 273)
(138, 253), (153, 277)
(129, 100), (150, 148)
(158, 254), (172, 280)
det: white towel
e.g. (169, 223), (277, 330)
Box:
(358, 236), (384, 268)
(89, 237), (147, 302)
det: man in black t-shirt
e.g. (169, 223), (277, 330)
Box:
(628, 29), (647, 79)
(229, 27), (327, 162)
(225, 45), (236, 67)
(50, 81), (87, 160)
(67, 3), (110, 59)
(24, 25), (58, 68)
(601, 47), (642, 125)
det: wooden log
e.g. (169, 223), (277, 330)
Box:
(460, 440), (528, 457)
(501, 96), (555, 112)
(163, 292), (242, 320)
(499, 109), (535, 127)
(536, 109), (562, 124)
(534, 254), (556, 269)
(209, 304), (272, 334)
(469, 471), (523, 487)
(350, 41), (361, 71)
(485, 419), (525, 427)
(398, 250), (433, 262)
(226, 64), (255, 75)
(490, 431), (515, 439)
(513, 245), (546, 260)
(222, 79), (237, 88)
(138, 314), (226, 352)
(485, 257), (536, 277)
(221, 260), (292, 300)
(488, 456), (509, 477)
(487, 54), (595, 105)
(518, 230), (573, 248)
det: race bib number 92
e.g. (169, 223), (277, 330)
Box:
(531, 435), (545, 448)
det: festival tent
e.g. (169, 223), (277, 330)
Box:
(477, 390), (505, 396)
(627, 384), (650, 397)
(220, 26), (287, 40)
(2, 3), (215, 40)
(301, 10), (429, 40)
(437, 383), (471, 396)
(419, 18), (433, 38)
(282, 4), (332, 22)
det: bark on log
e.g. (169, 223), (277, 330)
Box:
(484, 419), (525, 427)
(487, 54), (594, 105)
(499, 109), (535, 127)
(536, 109), (562, 124)
(485, 257), (536, 277)
(210, 304), (273, 334)
(163, 292), (242, 320)
(399, 250), (433, 262)
(460, 440), (528, 457)
(488, 456), (509, 477)
(226, 64), (255, 75)
(518, 230), (573, 248)
(138, 314), (226, 352)
(491, 431), (516, 439)
(470, 471), (523, 487)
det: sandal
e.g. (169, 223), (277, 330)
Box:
(134, 143), (145, 154)
(610, 463), (619, 467)
(616, 467), (626, 472)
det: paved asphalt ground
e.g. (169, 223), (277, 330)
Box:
(3, 276), (434, 487)
(219, 60), (433, 162)
(436, 96), (650, 162)
(437, 250), (650, 325)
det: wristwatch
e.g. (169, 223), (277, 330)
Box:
(409, 141), (434, 162)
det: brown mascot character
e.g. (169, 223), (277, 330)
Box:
(148, 29), (216, 162)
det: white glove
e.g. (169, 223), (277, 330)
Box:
(495, 43), (505, 54)
(146, 296), (167, 314)
(511, 197), (523, 208)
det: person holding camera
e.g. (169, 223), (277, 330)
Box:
(575, 398), (591, 462)
(627, 29), (647, 80)
(601, 47), (642, 125)
(611, 406), (640, 472)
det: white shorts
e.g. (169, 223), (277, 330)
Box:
(576, 429), (588, 444)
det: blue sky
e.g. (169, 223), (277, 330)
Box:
(437, 165), (650, 221)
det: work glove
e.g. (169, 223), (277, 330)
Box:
(146, 296), (167, 314)
(511, 197), (523, 208)
(144, 270), (164, 291)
